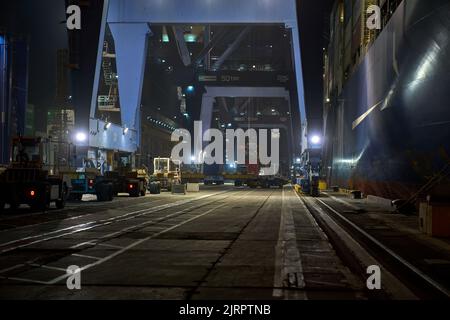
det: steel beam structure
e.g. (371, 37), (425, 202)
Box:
(199, 86), (295, 162)
(211, 27), (252, 71)
(172, 26), (192, 67)
(194, 27), (229, 67)
(90, 0), (306, 153)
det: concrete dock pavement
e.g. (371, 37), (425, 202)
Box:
(0, 185), (448, 299)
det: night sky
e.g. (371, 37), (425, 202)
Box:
(297, 0), (334, 133)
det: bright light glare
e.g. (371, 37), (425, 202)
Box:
(75, 132), (87, 142)
(311, 135), (321, 145)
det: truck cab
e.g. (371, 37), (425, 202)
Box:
(0, 137), (67, 211)
(66, 167), (114, 202)
(104, 152), (148, 197)
(150, 157), (181, 192)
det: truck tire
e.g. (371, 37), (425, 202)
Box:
(72, 194), (83, 201)
(55, 199), (65, 209)
(96, 184), (108, 202)
(248, 181), (257, 189)
(149, 183), (160, 194)
(107, 184), (114, 201)
(101, 183), (114, 201)
(140, 189), (146, 197)
(56, 183), (67, 209)
(96, 189), (104, 202)
(32, 199), (50, 211)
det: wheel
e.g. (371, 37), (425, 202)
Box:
(55, 197), (66, 209)
(149, 183), (161, 194)
(96, 192), (103, 202)
(140, 189), (146, 197)
(56, 184), (67, 209)
(32, 189), (51, 210)
(97, 183), (114, 202)
(107, 184), (114, 201)
(96, 184), (107, 202)
(248, 181), (257, 189)
(68, 193), (82, 201)
(130, 191), (139, 198)
(31, 200), (50, 211)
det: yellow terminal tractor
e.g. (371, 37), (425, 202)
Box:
(149, 157), (181, 194)
(104, 152), (149, 197)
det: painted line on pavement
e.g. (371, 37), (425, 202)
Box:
(273, 186), (306, 299)
(0, 190), (230, 254)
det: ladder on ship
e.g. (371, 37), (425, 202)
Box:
(398, 162), (450, 213)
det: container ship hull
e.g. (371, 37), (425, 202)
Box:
(324, 0), (450, 200)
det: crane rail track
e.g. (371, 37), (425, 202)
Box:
(296, 190), (450, 300)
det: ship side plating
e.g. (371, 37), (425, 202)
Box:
(323, 0), (450, 200)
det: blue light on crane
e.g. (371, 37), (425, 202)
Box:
(186, 85), (194, 93)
